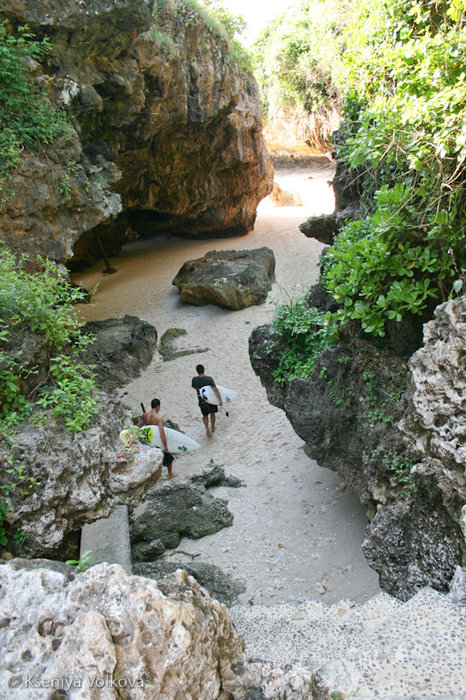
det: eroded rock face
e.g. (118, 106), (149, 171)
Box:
(399, 296), (466, 470)
(0, 397), (162, 556)
(0, 560), (315, 699)
(0, 0), (273, 269)
(172, 248), (276, 309)
(0, 562), (246, 698)
(81, 315), (157, 391)
(249, 294), (466, 600)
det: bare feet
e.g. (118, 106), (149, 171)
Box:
(168, 472), (178, 479)
(206, 428), (212, 437)
(211, 425), (215, 433)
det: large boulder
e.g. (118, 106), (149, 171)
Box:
(0, 0), (273, 269)
(81, 315), (157, 391)
(0, 560), (314, 699)
(172, 248), (276, 309)
(0, 397), (162, 557)
(0, 562), (245, 698)
(130, 478), (234, 553)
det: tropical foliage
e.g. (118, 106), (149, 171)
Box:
(0, 247), (98, 435)
(271, 0), (465, 380)
(0, 22), (71, 186)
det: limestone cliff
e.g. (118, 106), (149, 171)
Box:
(249, 294), (466, 600)
(0, 561), (314, 699)
(0, 0), (273, 269)
(0, 397), (163, 557)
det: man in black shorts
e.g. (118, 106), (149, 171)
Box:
(139, 398), (176, 478)
(191, 364), (222, 437)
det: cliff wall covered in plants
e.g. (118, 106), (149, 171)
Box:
(249, 0), (465, 599)
(0, 0), (273, 269)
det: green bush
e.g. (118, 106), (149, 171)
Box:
(324, 0), (465, 336)
(0, 22), (72, 186)
(271, 294), (339, 384)
(0, 247), (98, 434)
(268, 0), (465, 384)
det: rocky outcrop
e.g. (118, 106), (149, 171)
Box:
(134, 560), (246, 607)
(172, 248), (276, 309)
(81, 315), (157, 391)
(0, 560), (314, 699)
(130, 477), (234, 554)
(158, 327), (209, 361)
(0, 398), (162, 557)
(270, 182), (303, 206)
(0, 0), (273, 269)
(0, 561), (247, 698)
(362, 296), (466, 598)
(249, 294), (466, 600)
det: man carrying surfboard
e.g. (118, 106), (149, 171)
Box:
(139, 399), (176, 478)
(191, 364), (222, 437)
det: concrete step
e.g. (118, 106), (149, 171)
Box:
(229, 595), (399, 666)
(314, 587), (466, 699)
(80, 505), (132, 573)
(304, 592), (401, 669)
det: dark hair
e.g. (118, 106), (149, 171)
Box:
(151, 398), (160, 409)
(196, 364), (204, 374)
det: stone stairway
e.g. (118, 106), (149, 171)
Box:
(229, 588), (466, 698)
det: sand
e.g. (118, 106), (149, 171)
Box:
(71, 161), (381, 606)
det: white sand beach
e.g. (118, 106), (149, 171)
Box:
(72, 162), (381, 606)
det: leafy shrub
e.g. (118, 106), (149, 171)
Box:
(268, 0), (465, 384)
(323, 0), (466, 336)
(322, 183), (457, 335)
(271, 294), (339, 384)
(0, 22), (71, 186)
(251, 0), (345, 148)
(0, 247), (98, 434)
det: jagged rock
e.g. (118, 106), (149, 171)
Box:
(188, 461), (245, 489)
(0, 561), (248, 698)
(0, 0), (273, 269)
(81, 315), (157, 391)
(361, 494), (463, 600)
(135, 560), (246, 607)
(158, 327), (209, 362)
(270, 182), (303, 206)
(362, 296), (466, 598)
(299, 213), (338, 245)
(249, 295), (466, 599)
(172, 248), (276, 310)
(0, 397), (162, 556)
(399, 296), (466, 470)
(130, 478), (234, 551)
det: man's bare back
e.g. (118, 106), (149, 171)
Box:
(139, 399), (176, 478)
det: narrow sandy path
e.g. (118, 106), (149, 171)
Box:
(72, 162), (381, 605)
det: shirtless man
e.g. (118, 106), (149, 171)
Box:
(191, 364), (222, 437)
(139, 398), (176, 478)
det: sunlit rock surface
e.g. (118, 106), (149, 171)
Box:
(0, 398), (162, 557)
(0, 0), (273, 269)
(172, 248), (276, 309)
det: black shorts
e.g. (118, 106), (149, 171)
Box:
(162, 452), (174, 467)
(199, 400), (218, 417)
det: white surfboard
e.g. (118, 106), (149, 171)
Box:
(199, 384), (238, 406)
(144, 425), (201, 453)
